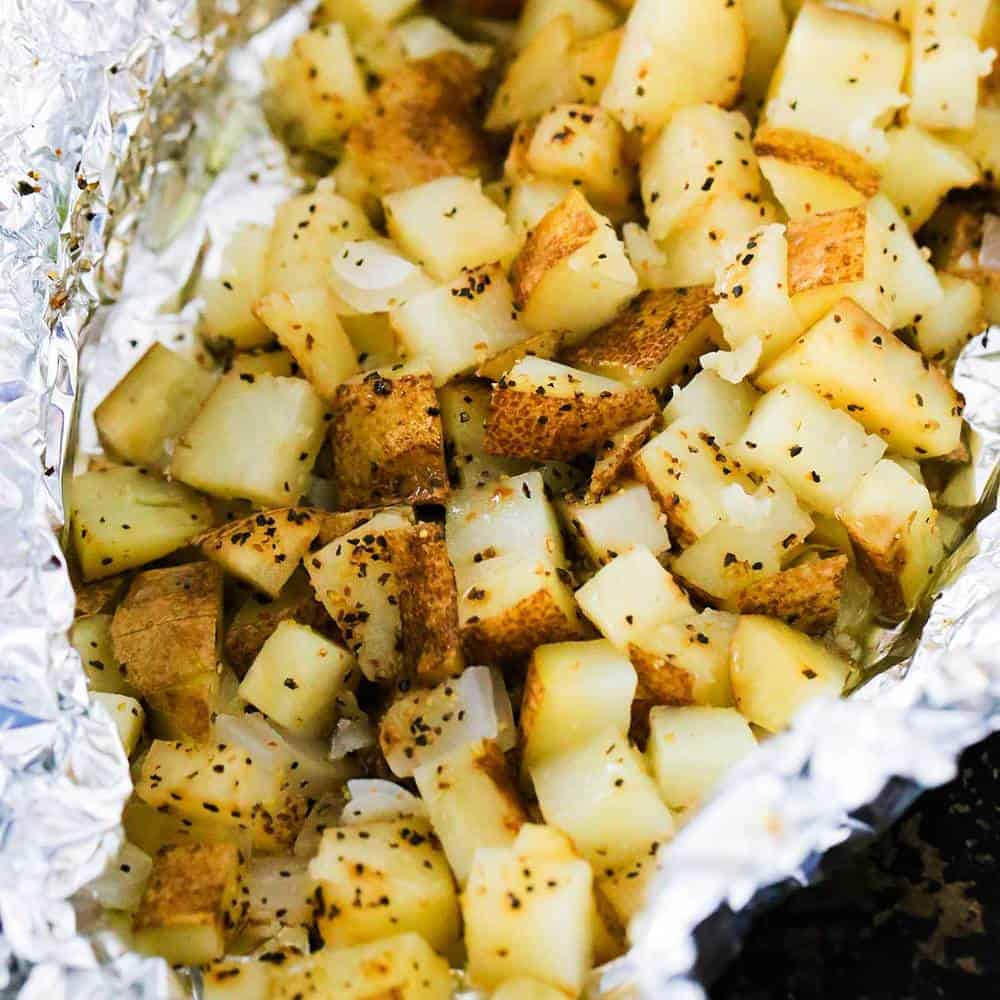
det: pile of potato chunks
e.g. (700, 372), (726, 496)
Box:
(68, 0), (999, 996)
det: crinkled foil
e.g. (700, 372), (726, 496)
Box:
(3, 1), (1000, 997)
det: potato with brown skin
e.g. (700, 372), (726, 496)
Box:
(133, 843), (246, 966)
(564, 286), (719, 390)
(111, 562), (222, 740)
(73, 575), (129, 617)
(328, 370), (449, 509)
(735, 555), (848, 635)
(386, 522), (464, 685)
(586, 415), (659, 502)
(786, 206), (867, 296)
(346, 52), (492, 199)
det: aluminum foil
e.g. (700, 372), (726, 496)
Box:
(2, 1), (1000, 997)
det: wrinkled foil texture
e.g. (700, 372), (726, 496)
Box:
(1, 1), (999, 998)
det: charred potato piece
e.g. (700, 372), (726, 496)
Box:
(735, 555), (848, 635)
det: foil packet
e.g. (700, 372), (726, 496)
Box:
(1, 2), (998, 998)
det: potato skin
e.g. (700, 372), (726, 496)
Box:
(347, 53), (492, 198)
(627, 646), (695, 707)
(786, 206), (867, 296)
(752, 126), (881, 196)
(461, 587), (581, 663)
(735, 555), (848, 635)
(586, 416), (659, 502)
(329, 372), (449, 509)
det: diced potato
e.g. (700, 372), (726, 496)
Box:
(71, 613), (136, 696)
(786, 206), (868, 303)
(348, 52), (490, 197)
(944, 107), (1000, 184)
(203, 958), (276, 1000)
(265, 181), (375, 296)
(633, 418), (752, 545)
(908, 0), (995, 130)
(594, 845), (663, 929)
(94, 344), (216, 469)
(486, 16), (578, 131)
(328, 369), (449, 509)
(514, 0), (617, 50)
(391, 264), (532, 385)
(477, 330), (566, 382)
(641, 105), (760, 242)
(572, 28), (622, 105)
(586, 417), (659, 501)
(600, 0), (745, 134)
(386, 522), (464, 685)
(133, 843), (245, 966)
(520, 640), (637, 768)
(395, 16), (495, 69)
(238, 622), (356, 738)
(741, 0), (789, 114)
(73, 575), (129, 617)
(93, 692), (145, 758)
(414, 739), (527, 884)
(879, 124), (980, 231)
(135, 740), (307, 852)
(385, 177), (518, 281)
(758, 299), (963, 459)
(229, 346), (299, 378)
(241, 855), (315, 941)
(559, 482), (669, 568)
(312, 0), (419, 34)
(271, 933), (452, 1000)
(199, 224), (273, 350)
(123, 797), (254, 858)
(310, 818), (460, 952)
(510, 191), (638, 342)
(266, 24), (369, 152)
(532, 729), (674, 866)
(172, 373), (326, 507)
(507, 177), (577, 248)
(564, 286), (718, 390)
(253, 289), (358, 402)
(526, 104), (634, 214)
(663, 371), (759, 447)
(340, 312), (398, 369)
(752, 127), (880, 220)
(763, 3), (908, 162)
(646, 706), (756, 810)
(69, 466), (212, 581)
(914, 273), (984, 362)
(739, 383), (886, 517)
(734, 554), (848, 634)
(839, 459), (944, 618)
(306, 509), (412, 683)
(464, 824), (594, 995)
(485, 358), (658, 461)
(111, 563), (222, 741)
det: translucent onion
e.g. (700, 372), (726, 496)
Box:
(243, 855), (315, 935)
(328, 239), (435, 314)
(328, 690), (376, 761)
(293, 793), (344, 859)
(87, 841), (152, 913)
(340, 779), (427, 825)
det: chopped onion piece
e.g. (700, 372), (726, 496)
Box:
(328, 239), (434, 313)
(341, 779), (427, 825)
(244, 856), (315, 937)
(395, 17), (494, 70)
(293, 793), (345, 860)
(981, 214), (1000, 273)
(700, 337), (761, 383)
(721, 483), (773, 531)
(252, 925), (310, 957)
(87, 841), (152, 913)
(329, 691), (376, 760)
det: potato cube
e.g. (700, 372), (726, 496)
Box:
(94, 344), (216, 470)
(915, 273), (984, 363)
(309, 818), (460, 952)
(731, 616), (851, 731)
(266, 24), (369, 152)
(572, 28), (623, 105)
(71, 613), (135, 696)
(229, 346), (299, 378)
(111, 563), (222, 740)
(506, 177), (577, 248)
(463, 824), (594, 995)
(663, 371), (759, 447)
(93, 692), (145, 758)
(312, 0), (418, 33)
(758, 299), (963, 459)
(531, 729), (674, 866)
(646, 706), (756, 810)
(510, 191), (638, 343)
(199, 224), (273, 350)
(328, 369), (449, 509)
(595, 844), (663, 930)
(238, 622), (356, 738)
(514, 0), (617, 50)
(272, 933), (452, 1000)
(394, 16), (495, 70)
(133, 843), (245, 966)
(564, 286), (718, 390)
(135, 740), (307, 852)
(944, 107), (1000, 184)
(69, 466), (212, 581)
(195, 507), (321, 598)
(752, 127), (879, 220)
(414, 739), (527, 884)
(171, 373), (326, 507)
(641, 105), (761, 242)
(306, 509), (412, 683)
(520, 640), (637, 768)
(348, 52), (491, 197)
(763, 3), (908, 162)
(526, 104), (634, 214)
(739, 383), (886, 516)
(73, 575), (129, 617)
(600, 0), (745, 134)
(786, 206), (867, 300)
(586, 417), (659, 502)
(839, 459), (944, 618)
(385, 176), (518, 282)
(741, 0), (789, 113)
(385, 522), (464, 685)
(252, 289), (358, 402)
(491, 980), (568, 1000)
(485, 358), (658, 462)
(735, 555), (848, 635)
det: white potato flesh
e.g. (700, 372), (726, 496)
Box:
(93, 692), (145, 758)
(514, 0), (618, 51)
(741, 0), (789, 112)
(664, 371), (760, 447)
(507, 178), (577, 247)
(914, 273), (983, 363)
(200, 224), (273, 350)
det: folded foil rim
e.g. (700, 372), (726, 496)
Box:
(1, 2), (998, 998)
